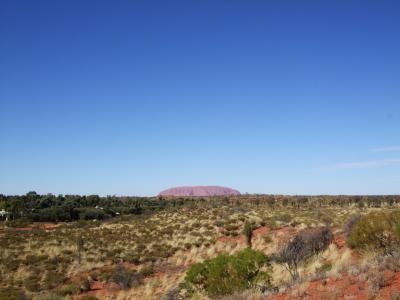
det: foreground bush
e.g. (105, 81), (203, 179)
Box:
(347, 211), (400, 254)
(185, 248), (271, 298)
(275, 227), (333, 280)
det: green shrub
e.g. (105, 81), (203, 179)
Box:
(347, 211), (400, 254)
(185, 248), (271, 298)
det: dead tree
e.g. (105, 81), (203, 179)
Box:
(275, 227), (333, 280)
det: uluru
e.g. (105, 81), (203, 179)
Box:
(158, 186), (241, 197)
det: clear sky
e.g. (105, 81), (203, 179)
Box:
(1, 1), (399, 196)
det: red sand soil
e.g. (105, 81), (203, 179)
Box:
(13, 223), (59, 232)
(217, 234), (246, 244)
(40, 223), (59, 230)
(253, 226), (272, 237)
(14, 227), (33, 231)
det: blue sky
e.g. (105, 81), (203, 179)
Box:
(1, 1), (399, 196)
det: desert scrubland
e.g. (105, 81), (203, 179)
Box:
(1, 194), (400, 299)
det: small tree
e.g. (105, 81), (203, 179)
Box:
(243, 221), (253, 248)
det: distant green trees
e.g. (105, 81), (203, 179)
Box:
(2, 192), (400, 223)
(1, 192), (148, 222)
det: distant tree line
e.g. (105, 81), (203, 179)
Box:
(0, 191), (151, 222)
(0, 192), (399, 223)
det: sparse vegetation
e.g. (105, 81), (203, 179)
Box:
(1, 194), (400, 299)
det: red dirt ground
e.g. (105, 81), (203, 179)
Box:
(14, 227), (33, 231)
(70, 226), (400, 300)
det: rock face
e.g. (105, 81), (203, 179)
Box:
(158, 186), (240, 197)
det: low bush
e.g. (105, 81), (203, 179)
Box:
(185, 248), (271, 298)
(347, 211), (400, 254)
